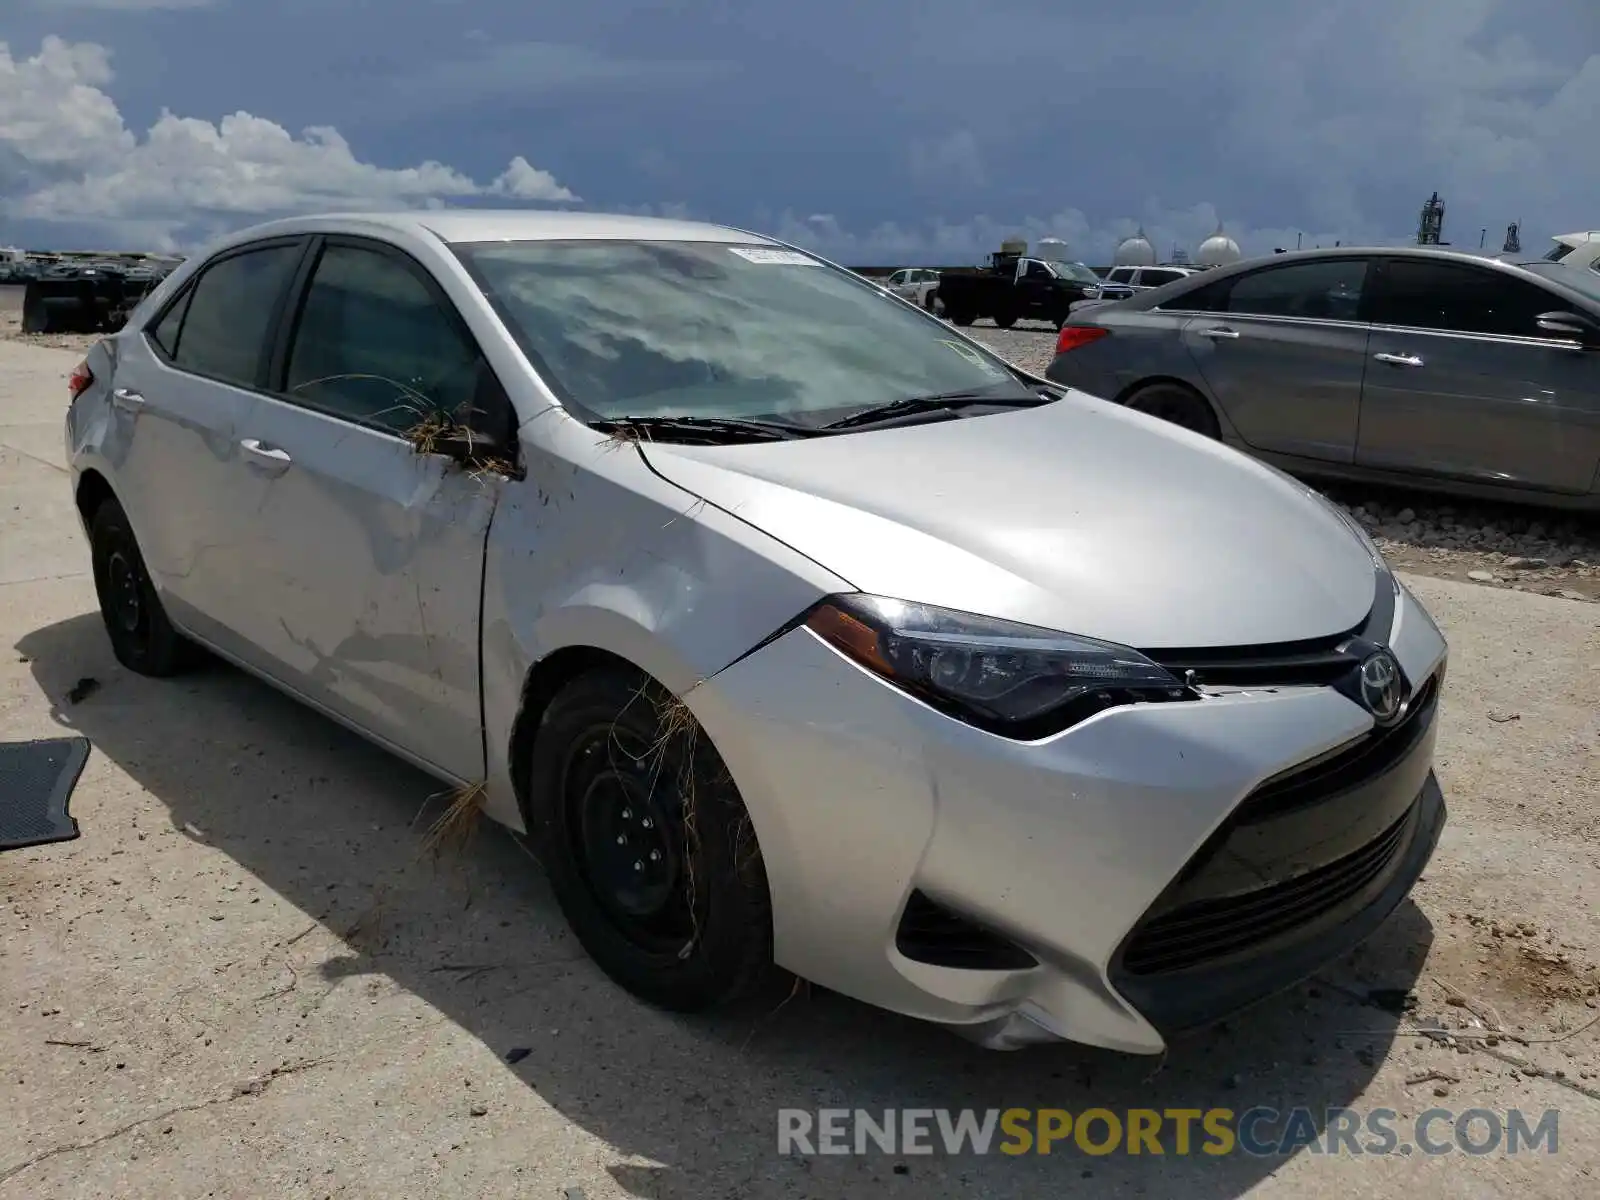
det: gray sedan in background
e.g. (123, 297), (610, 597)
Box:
(1047, 247), (1600, 509)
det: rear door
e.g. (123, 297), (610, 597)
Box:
(1357, 257), (1600, 493)
(1179, 256), (1373, 463)
(228, 236), (509, 778)
(104, 238), (307, 654)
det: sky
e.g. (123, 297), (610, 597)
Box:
(1, 0), (1596, 264)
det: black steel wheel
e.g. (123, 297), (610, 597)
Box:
(525, 666), (776, 1011)
(88, 496), (198, 676)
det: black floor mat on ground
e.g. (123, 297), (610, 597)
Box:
(0, 737), (91, 851)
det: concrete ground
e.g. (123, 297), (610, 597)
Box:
(2, 338), (1597, 1199)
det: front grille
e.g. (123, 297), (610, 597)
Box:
(1234, 672), (1439, 823)
(895, 890), (1038, 971)
(1142, 567), (1398, 690)
(1119, 809), (1411, 976)
(1148, 635), (1355, 688)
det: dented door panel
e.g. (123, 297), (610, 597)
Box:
(230, 396), (495, 780)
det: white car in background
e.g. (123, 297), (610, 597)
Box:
(1543, 231), (1600, 275)
(882, 267), (942, 310)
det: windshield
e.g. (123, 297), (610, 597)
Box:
(1048, 261), (1101, 284)
(1524, 263), (1600, 304)
(454, 239), (1029, 425)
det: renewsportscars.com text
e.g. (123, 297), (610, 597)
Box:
(777, 1106), (1561, 1158)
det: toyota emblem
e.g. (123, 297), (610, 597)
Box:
(1358, 650), (1405, 723)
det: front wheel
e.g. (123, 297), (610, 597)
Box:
(525, 666), (777, 1012)
(89, 496), (198, 676)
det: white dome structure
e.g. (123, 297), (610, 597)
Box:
(1196, 223), (1242, 268)
(1114, 227), (1157, 267)
(1034, 237), (1071, 263)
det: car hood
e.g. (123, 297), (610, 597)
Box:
(639, 394), (1377, 650)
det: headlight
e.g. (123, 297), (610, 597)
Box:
(804, 594), (1191, 736)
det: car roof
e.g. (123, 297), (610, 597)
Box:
(195, 209), (781, 251)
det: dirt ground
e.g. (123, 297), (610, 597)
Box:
(2, 338), (1598, 1198)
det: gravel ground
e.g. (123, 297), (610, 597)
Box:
(0, 307), (102, 355)
(964, 320), (1600, 603)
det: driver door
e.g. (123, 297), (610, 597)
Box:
(228, 236), (510, 779)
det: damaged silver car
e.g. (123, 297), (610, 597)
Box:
(65, 211), (1448, 1054)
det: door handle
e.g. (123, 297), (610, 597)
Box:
(111, 387), (145, 410)
(1198, 326), (1240, 339)
(239, 438), (292, 470)
(1373, 352), (1424, 367)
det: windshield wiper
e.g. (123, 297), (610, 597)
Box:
(819, 390), (1051, 431)
(590, 415), (814, 444)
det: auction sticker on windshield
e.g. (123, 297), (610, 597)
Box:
(727, 247), (819, 265)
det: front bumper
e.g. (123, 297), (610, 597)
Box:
(685, 580), (1448, 1054)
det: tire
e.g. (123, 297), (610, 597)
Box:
(949, 309), (975, 327)
(924, 289), (940, 312)
(992, 311), (1017, 330)
(89, 496), (198, 676)
(1124, 381), (1222, 439)
(525, 666), (776, 1012)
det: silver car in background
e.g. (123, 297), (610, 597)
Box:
(66, 211), (1446, 1055)
(1048, 246), (1600, 508)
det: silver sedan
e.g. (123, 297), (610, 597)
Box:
(1048, 246), (1600, 509)
(66, 211), (1447, 1054)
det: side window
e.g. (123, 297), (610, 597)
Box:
(887, 271), (906, 286)
(1371, 259), (1565, 338)
(1108, 268), (1134, 284)
(284, 244), (485, 434)
(1144, 269), (1179, 287)
(148, 285), (193, 359)
(1224, 259), (1369, 321)
(172, 245), (302, 387)
(1170, 276), (1231, 312)
(1024, 261), (1052, 280)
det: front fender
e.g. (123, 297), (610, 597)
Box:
(477, 415), (851, 829)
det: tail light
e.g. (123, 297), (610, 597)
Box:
(68, 360), (94, 400)
(1055, 325), (1109, 355)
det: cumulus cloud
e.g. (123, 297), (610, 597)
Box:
(0, 36), (577, 246)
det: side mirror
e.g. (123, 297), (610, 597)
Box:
(1536, 310), (1600, 345)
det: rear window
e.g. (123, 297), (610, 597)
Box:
(454, 239), (1029, 425)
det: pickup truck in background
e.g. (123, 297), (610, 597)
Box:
(882, 267), (942, 310)
(936, 251), (1109, 328)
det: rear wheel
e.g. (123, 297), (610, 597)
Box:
(948, 309), (975, 327)
(525, 666), (776, 1012)
(991, 311), (1017, 330)
(88, 496), (198, 676)
(924, 289), (940, 312)
(1124, 381), (1221, 439)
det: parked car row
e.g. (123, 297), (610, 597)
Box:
(66, 209), (1450, 1059)
(1048, 246), (1600, 509)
